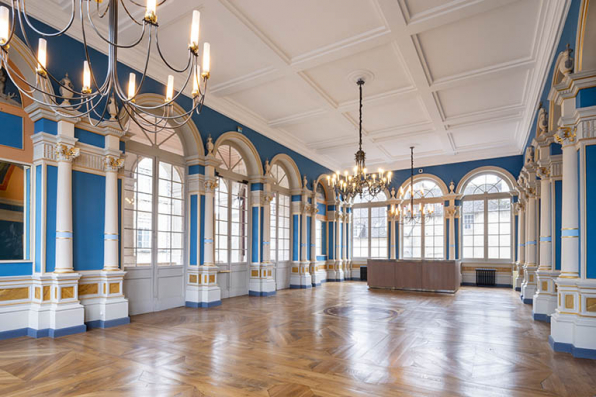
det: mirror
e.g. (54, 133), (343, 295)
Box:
(0, 160), (30, 261)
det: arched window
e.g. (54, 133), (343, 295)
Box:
(352, 188), (388, 259)
(461, 173), (512, 260)
(215, 145), (249, 267)
(216, 145), (247, 175)
(269, 165), (290, 264)
(401, 180), (444, 259)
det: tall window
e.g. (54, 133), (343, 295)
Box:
(316, 220), (323, 256)
(401, 180), (444, 259)
(124, 155), (184, 267)
(461, 173), (511, 260)
(157, 162), (184, 265)
(215, 145), (248, 265)
(269, 164), (290, 263)
(352, 189), (387, 258)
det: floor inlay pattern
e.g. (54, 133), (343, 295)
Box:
(0, 283), (595, 396)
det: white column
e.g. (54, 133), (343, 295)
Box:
(521, 193), (538, 303)
(533, 171), (557, 321)
(54, 143), (79, 273)
(103, 157), (122, 271)
(309, 196), (318, 285)
(335, 202), (344, 281)
(446, 205), (457, 260)
(260, 188), (276, 295)
(514, 202), (525, 291)
(299, 196), (312, 287)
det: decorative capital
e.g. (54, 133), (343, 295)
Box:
(105, 155), (124, 172)
(261, 192), (274, 205)
(54, 143), (80, 162)
(554, 126), (577, 146)
(537, 166), (550, 179)
(513, 201), (525, 214)
(444, 206), (459, 218)
(204, 178), (219, 192)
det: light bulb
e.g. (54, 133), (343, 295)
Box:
(192, 65), (201, 97)
(145, 0), (157, 23)
(166, 75), (174, 102)
(344, 170), (348, 177)
(189, 10), (200, 52)
(0, 7), (9, 45)
(82, 61), (91, 93)
(128, 73), (136, 100)
(202, 42), (211, 77)
(37, 38), (47, 76)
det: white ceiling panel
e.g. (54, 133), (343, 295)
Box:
(346, 94), (429, 133)
(303, 43), (412, 105)
(417, 0), (540, 81)
(283, 117), (352, 145)
(450, 119), (519, 150)
(437, 69), (528, 118)
(227, 77), (324, 121)
(226, 0), (385, 59)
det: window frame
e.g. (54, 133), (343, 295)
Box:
(351, 190), (388, 259)
(460, 173), (514, 263)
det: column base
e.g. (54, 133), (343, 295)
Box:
(549, 278), (596, 360)
(249, 264), (277, 296)
(80, 271), (130, 329)
(520, 265), (537, 304)
(290, 262), (312, 289)
(311, 263), (326, 286)
(185, 266), (221, 308)
(532, 270), (559, 322)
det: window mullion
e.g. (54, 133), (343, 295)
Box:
(484, 197), (489, 260)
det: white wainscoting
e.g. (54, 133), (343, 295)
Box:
(123, 265), (185, 315)
(275, 261), (291, 290)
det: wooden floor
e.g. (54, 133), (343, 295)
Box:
(1, 283), (595, 397)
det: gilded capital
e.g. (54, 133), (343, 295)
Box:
(54, 143), (80, 162)
(554, 126), (576, 146)
(105, 155), (124, 172)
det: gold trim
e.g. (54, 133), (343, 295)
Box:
(565, 295), (574, 309)
(78, 283), (98, 296)
(61, 286), (75, 299)
(109, 283), (120, 294)
(0, 287), (29, 301)
(577, 0), (590, 72)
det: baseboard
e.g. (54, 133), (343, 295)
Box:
(515, 287), (521, 291)
(549, 335), (596, 359)
(48, 325), (87, 338)
(533, 313), (551, 323)
(248, 290), (277, 297)
(86, 317), (131, 329)
(290, 284), (312, 289)
(523, 298), (533, 304)
(185, 300), (222, 308)
(311, 283), (321, 287)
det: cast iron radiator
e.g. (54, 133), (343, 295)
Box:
(475, 268), (496, 286)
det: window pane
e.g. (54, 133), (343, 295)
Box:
(462, 199), (484, 259)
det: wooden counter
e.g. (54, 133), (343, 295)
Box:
(367, 259), (460, 293)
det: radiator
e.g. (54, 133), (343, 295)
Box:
(475, 268), (496, 286)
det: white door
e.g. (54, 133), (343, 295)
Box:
(271, 193), (291, 290)
(123, 154), (185, 315)
(215, 177), (249, 299)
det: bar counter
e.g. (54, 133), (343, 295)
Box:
(367, 259), (460, 293)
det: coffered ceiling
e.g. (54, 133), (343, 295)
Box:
(21, 0), (569, 171)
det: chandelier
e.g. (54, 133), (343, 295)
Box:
(0, 0), (211, 134)
(389, 146), (434, 224)
(327, 78), (391, 201)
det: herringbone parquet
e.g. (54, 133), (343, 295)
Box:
(0, 282), (595, 396)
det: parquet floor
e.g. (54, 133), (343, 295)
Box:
(0, 283), (595, 397)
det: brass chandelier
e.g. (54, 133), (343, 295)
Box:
(0, 0), (211, 134)
(327, 78), (391, 201)
(389, 146), (434, 224)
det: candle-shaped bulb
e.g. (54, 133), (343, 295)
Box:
(166, 75), (175, 102)
(202, 42), (211, 77)
(128, 73), (136, 100)
(344, 170), (348, 177)
(192, 65), (201, 97)
(189, 10), (200, 52)
(145, 0), (157, 23)
(82, 61), (91, 93)
(0, 7), (9, 45)
(37, 38), (47, 76)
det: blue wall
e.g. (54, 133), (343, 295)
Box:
(45, 165), (57, 273)
(72, 171), (105, 271)
(389, 154), (524, 191)
(190, 194), (198, 266)
(554, 180), (562, 271)
(0, 112), (24, 149)
(586, 145), (596, 278)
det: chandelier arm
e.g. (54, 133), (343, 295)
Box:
(119, 0), (143, 26)
(112, 28), (154, 102)
(18, 0), (76, 37)
(0, 1), (18, 50)
(124, 53), (196, 111)
(154, 27), (193, 73)
(80, 5), (112, 95)
(95, 0), (110, 19)
(0, 59), (101, 108)
(85, 1), (148, 49)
